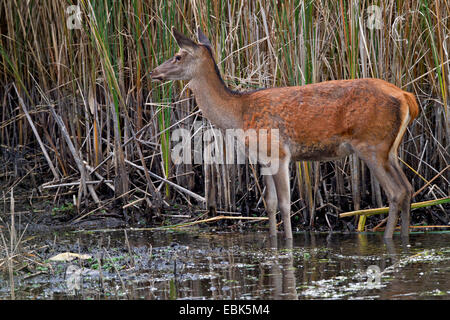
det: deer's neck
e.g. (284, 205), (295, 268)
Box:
(188, 67), (243, 129)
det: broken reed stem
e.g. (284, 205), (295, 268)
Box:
(42, 180), (113, 189)
(10, 189), (15, 254)
(413, 164), (450, 198)
(0, 232), (15, 300)
(76, 215), (269, 233)
(13, 84), (59, 180)
(163, 215), (269, 229)
(339, 197), (450, 218)
(124, 158), (206, 203)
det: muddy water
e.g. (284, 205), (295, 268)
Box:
(1, 230), (450, 300)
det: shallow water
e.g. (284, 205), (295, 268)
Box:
(1, 230), (450, 300)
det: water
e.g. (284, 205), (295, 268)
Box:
(1, 230), (450, 300)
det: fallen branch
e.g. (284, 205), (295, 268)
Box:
(339, 197), (450, 218)
(405, 225), (450, 229)
(372, 224), (450, 232)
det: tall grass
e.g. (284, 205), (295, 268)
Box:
(0, 0), (448, 230)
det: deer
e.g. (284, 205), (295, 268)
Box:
(150, 27), (419, 240)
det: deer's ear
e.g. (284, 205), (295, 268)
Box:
(172, 27), (197, 52)
(197, 28), (212, 49)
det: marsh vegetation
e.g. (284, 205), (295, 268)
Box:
(0, 1), (449, 243)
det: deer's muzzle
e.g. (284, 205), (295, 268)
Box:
(150, 70), (165, 81)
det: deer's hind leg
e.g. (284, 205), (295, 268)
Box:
(388, 154), (412, 237)
(354, 145), (408, 239)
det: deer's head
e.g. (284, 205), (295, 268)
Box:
(151, 27), (213, 82)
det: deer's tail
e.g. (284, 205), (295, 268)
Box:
(403, 92), (419, 125)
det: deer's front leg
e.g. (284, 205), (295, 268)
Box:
(264, 174), (278, 239)
(272, 156), (292, 240)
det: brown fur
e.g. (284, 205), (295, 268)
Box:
(240, 78), (417, 163)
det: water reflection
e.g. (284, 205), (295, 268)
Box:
(268, 238), (297, 299)
(2, 231), (450, 300)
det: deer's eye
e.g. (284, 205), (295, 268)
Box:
(175, 55), (181, 61)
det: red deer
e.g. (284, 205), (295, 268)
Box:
(151, 27), (419, 239)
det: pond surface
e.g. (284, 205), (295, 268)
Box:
(1, 230), (450, 300)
